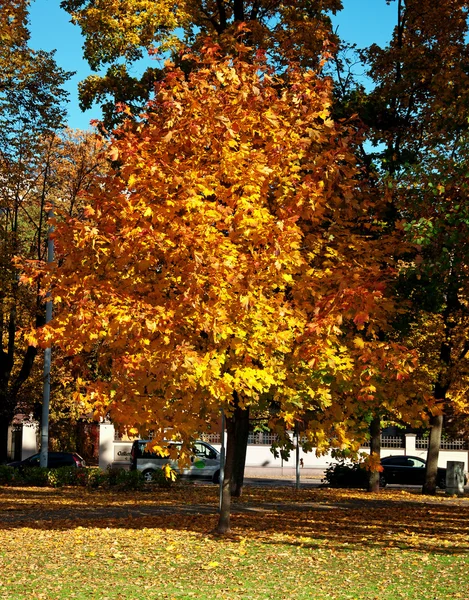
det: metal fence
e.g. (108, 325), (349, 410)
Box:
(416, 437), (467, 451)
(361, 436), (405, 449)
(200, 432), (280, 445)
(247, 432), (279, 445)
(199, 433), (221, 444)
(382, 436), (405, 448)
(138, 433), (468, 450)
(149, 431), (467, 451)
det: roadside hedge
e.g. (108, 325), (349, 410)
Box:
(0, 464), (175, 490)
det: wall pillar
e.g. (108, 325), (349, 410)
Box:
(405, 433), (416, 455)
(446, 461), (465, 496)
(7, 426), (13, 461)
(99, 422), (115, 470)
(21, 421), (38, 461)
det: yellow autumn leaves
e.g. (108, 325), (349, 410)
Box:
(33, 45), (418, 448)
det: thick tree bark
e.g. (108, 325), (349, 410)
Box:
(368, 416), (381, 493)
(216, 412), (236, 534)
(216, 394), (250, 533)
(0, 416), (10, 463)
(231, 403), (249, 497)
(0, 343), (39, 462)
(422, 271), (455, 495)
(422, 412), (444, 495)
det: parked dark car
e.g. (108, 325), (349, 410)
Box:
(8, 452), (86, 469)
(380, 455), (448, 488)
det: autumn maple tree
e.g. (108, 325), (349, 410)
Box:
(33, 34), (422, 531)
(60, 0), (343, 129)
(50, 0), (438, 497)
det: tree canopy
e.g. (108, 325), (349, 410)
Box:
(8, 0), (469, 513)
(60, 0), (343, 128)
(31, 40), (425, 529)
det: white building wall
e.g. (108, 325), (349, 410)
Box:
(21, 421), (38, 461)
(103, 424), (469, 472)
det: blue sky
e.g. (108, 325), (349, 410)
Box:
(28, 0), (398, 130)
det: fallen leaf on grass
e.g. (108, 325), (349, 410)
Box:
(202, 561), (220, 569)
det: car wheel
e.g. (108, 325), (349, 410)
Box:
(379, 474), (387, 488)
(142, 469), (155, 483)
(212, 470), (220, 484)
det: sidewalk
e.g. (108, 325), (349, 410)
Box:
(244, 466), (325, 480)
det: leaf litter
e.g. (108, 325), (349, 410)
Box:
(0, 485), (469, 599)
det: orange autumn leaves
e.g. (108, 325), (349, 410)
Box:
(37, 45), (418, 447)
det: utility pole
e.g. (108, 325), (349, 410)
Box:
(295, 424), (300, 490)
(219, 410), (225, 512)
(40, 208), (54, 468)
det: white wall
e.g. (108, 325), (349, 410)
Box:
(21, 422), (38, 461)
(102, 425), (469, 472)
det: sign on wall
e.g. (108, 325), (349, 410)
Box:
(114, 442), (132, 463)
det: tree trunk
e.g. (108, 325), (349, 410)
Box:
(231, 404), (249, 497)
(0, 345), (39, 462)
(216, 394), (250, 533)
(0, 416), (9, 463)
(216, 412), (236, 534)
(422, 412), (443, 495)
(368, 416), (381, 493)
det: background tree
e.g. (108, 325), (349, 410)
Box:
(0, 0), (76, 461)
(358, 0), (469, 493)
(1, 126), (105, 461)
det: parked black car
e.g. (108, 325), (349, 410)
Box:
(8, 452), (86, 469)
(380, 455), (447, 488)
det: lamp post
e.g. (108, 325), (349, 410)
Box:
(39, 207), (54, 468)
(295, 424), (300, 490)
(219, 410), (225, 512)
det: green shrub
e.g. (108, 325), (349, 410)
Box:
(322, 460), (369, 488)
(120, 468), (145, 490)
(86, 468), (108, 489)
(0, 465), (16, 484)
(8, 466), (90, 487)
(106, 467), (145, 490)
(3, 464), (173, 490)
(106, 466), (124, 486)
(21, 467), (50, 486)
(74, 468), (89, 487)
(144, 467), (176, 487)
(47, 467), (84, 487)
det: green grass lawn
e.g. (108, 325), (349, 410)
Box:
(0, 484), (468, 599)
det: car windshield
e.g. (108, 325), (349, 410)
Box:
(193, 443), (217, 459)
(408, 458), (425, 468)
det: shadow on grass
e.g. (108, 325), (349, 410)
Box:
(1, 484), (469, 555)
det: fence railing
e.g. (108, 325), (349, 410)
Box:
(361, 436), (405, 449)
(199, 433), (221, 444)
(248, 433), (279, 445)
(415, 437), (427, 449)
(178, 431), (469, 451)
(200, 432), (280, 445)
(416, 437), (467, 450)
